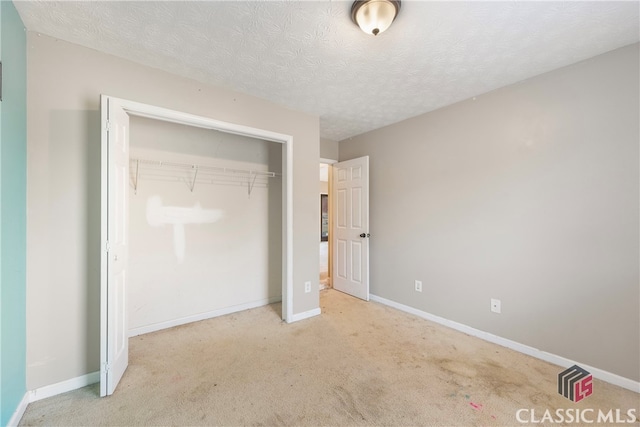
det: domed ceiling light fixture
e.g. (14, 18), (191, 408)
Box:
(351, 0), (401, 36)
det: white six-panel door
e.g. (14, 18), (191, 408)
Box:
(100, 96), (130, 396)
(332, 156), (369, 301)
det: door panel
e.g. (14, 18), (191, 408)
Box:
(351, 241), (362, 283)
(351, 188), (362, 228)
(337, 189), (346, 228)
(337, 239), (347, 279)
(332, 156), (369, 301)
(100, 96), (130, 396)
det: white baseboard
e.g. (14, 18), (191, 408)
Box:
(28, 371), (100, 403)
(23, 297), (282, 410)
(288, 307), (321, 323)
(128, 296), (282, 337)
(370, 294), (640, 394)
(7, 392), (30, 427)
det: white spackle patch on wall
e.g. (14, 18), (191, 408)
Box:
(146, 195), (224, 263)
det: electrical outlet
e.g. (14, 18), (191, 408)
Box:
(305, 281), (311, 293)
(415, 280), (422, 292)
(491, 298), (501, 314)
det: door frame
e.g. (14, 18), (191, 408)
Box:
(101, 97), (294, 392)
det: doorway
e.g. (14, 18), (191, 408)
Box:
(319, 160), (335, 289)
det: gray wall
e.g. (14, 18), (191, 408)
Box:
(320, 137), (339, 161)
(26, 33), (319, 390)
(340, 44), (639, 381)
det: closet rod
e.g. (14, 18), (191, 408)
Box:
(130, 158), (278, 178)
(129, 157), (278, 196)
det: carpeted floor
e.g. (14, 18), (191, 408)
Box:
(19, 289), (639, 426)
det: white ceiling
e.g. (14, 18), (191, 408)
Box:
(14, 1), (639, 141)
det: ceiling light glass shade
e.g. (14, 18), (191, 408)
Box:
(351, 0), (401, 36)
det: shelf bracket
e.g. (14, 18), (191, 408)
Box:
(190, 165), (199, 193)
(247, 172), (258, 198)
(133, 159), (140, 195)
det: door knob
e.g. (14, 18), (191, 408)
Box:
(359, 233), (370, 238)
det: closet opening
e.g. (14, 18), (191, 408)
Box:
(127, 116), (284, 337)
(100, 96), (293, 396)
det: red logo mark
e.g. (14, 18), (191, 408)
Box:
(573, 375), (593, 402)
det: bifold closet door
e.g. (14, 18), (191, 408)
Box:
(100, 95), (130, 397)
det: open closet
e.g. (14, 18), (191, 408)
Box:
(127, 116), (284, 337)
(100, 96), (294, 396)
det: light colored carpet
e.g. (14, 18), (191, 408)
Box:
(20, 289), (639, 426)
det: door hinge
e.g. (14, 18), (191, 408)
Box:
(105, 241), (111, 253)
(105, 120), (111, 132)
(102, 363), (111, 373)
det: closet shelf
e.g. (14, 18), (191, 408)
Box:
(129, 158), (279, 197)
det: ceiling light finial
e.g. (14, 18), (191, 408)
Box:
(351, 0), (401, 36)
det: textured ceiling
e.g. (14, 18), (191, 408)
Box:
(14, 1), (640, 141)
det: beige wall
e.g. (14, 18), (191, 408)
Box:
(128, 117), (282, 333)
(26, 33), (319, 389)
(340, 44), (640, 381)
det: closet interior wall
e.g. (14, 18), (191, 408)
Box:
(128, 116), (282, 335)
